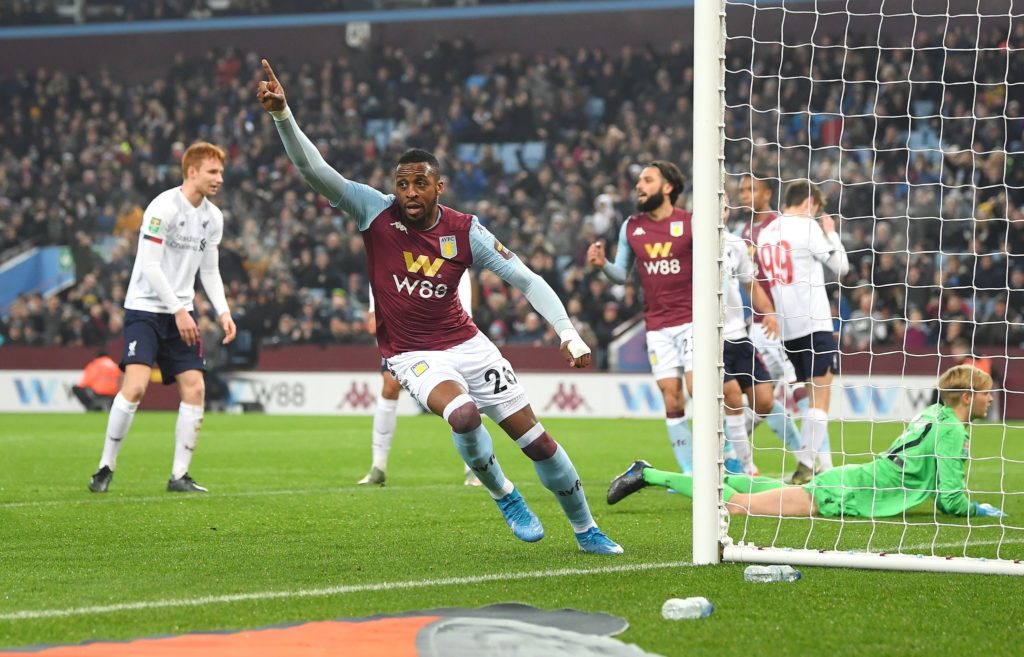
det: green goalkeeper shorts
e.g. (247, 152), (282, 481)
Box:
(804, 464), (877, 518)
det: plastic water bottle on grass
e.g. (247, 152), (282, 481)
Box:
(661, 596), (714, 620)
(743, 564), (802, 583)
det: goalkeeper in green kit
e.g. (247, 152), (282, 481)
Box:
(607, 365), (1007, 519)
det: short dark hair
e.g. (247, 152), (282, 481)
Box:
(782, 179), (825, 210)
(397, 149), (441, 175)
(648, 160), (686, 205)
(745, 171), (775, 197)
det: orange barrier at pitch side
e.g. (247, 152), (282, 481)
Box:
(0, 617), (439, 657)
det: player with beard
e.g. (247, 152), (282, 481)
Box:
(258, 59), (621, 555)
(586, 162), (697, 473)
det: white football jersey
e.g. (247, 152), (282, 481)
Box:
(723, 232), (753, 341)
(755, 213), (848, 340)
(124, 187), (224, 314)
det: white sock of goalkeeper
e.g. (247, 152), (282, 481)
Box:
(724, 413), (753, 470)
(517, 424), (595, 533)
(763, 400), (804, 453)
(371, 396), (398, 471)
(172, 402), (204, 480)
(804, 407), (832, 470)
(99, 392), (139, 470)
(445, 395), (512, 499)
(666, 412), (693, 474)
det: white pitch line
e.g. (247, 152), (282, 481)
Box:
(0, 483), (462, 510)
(0, 560), (693, 622)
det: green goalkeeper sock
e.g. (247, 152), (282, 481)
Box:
(642, 468), (740, 502)
(724, 474), (786, 495)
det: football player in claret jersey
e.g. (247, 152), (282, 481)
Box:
(586, 162), (696, 473)
(358, 272), (482, 488)
(258, 59), (620, 554)
(755, 180), (850, 484)
(88, 142), (237, 494)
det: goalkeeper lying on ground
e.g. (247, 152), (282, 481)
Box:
(607, 365), (1007, 519)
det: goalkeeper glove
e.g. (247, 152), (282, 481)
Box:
(972, 502), (1007, 518)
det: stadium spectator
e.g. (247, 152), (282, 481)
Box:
(258, 58), (622, 555)
(607, 365), (1007, 521)
(0, 20), (1020, 356)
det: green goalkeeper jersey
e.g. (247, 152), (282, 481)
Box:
(807, 403), (973, 518)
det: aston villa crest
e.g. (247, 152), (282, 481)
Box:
(440, 235), (458, 259)
(670, 221), (684, 237)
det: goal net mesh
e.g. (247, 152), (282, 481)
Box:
(719, 0), (1024, 571)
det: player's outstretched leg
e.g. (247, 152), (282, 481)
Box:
(607, 459), (652, 505)
(445, 394), (543, 542)
(506, 414), (622, 555)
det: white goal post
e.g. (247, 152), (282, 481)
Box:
(692, 0), (1024, 575)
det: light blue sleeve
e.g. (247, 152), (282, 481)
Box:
(601, 220), (634, 283)
(272, 114), (392, 230)
(469, 218), (574, 336)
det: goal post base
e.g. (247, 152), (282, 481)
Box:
(723, 544), (1024, 576)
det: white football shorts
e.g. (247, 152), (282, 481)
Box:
(646, 322), (693, 380)
(386, 331), (528, 423)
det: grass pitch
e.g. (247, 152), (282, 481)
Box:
(1, 413), (1021, 655)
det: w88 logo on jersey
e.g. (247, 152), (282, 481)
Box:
(643, 259), (682, 275)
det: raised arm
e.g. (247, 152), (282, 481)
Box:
(587, 220), (634, 283)
(470, 220), (589, 368)
(258, 59), (390, 229)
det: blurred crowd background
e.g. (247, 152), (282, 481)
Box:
(1, 2), (1022, 369)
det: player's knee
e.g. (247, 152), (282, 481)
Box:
(523, 434), (557, 461)
(182, 381), (205, 406)
(754, 395), (774, 416)
(121, 383), (147, 404)
(381, 376), (402, 399)
(723, 384), (743, 410)
(663, 392), (685, 414)
(443, 395), (481, 434)
(513, 423), (558, 460)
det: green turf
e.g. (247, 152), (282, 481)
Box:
(1, 413), (1021, 655)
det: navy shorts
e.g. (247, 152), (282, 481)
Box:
(723, 338), (771, 390)
(122, 309), (205, 384)
(783, 331), (838, 382)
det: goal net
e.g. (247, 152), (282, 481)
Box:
(693, 0), (1024, 574)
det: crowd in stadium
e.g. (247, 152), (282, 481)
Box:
(1, 18), (1022, 364)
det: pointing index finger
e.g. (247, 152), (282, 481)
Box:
(261, 58), (278, 83)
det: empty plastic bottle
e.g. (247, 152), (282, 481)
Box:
(743, 564), (802, 583)
(661, 596), (714, 620)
